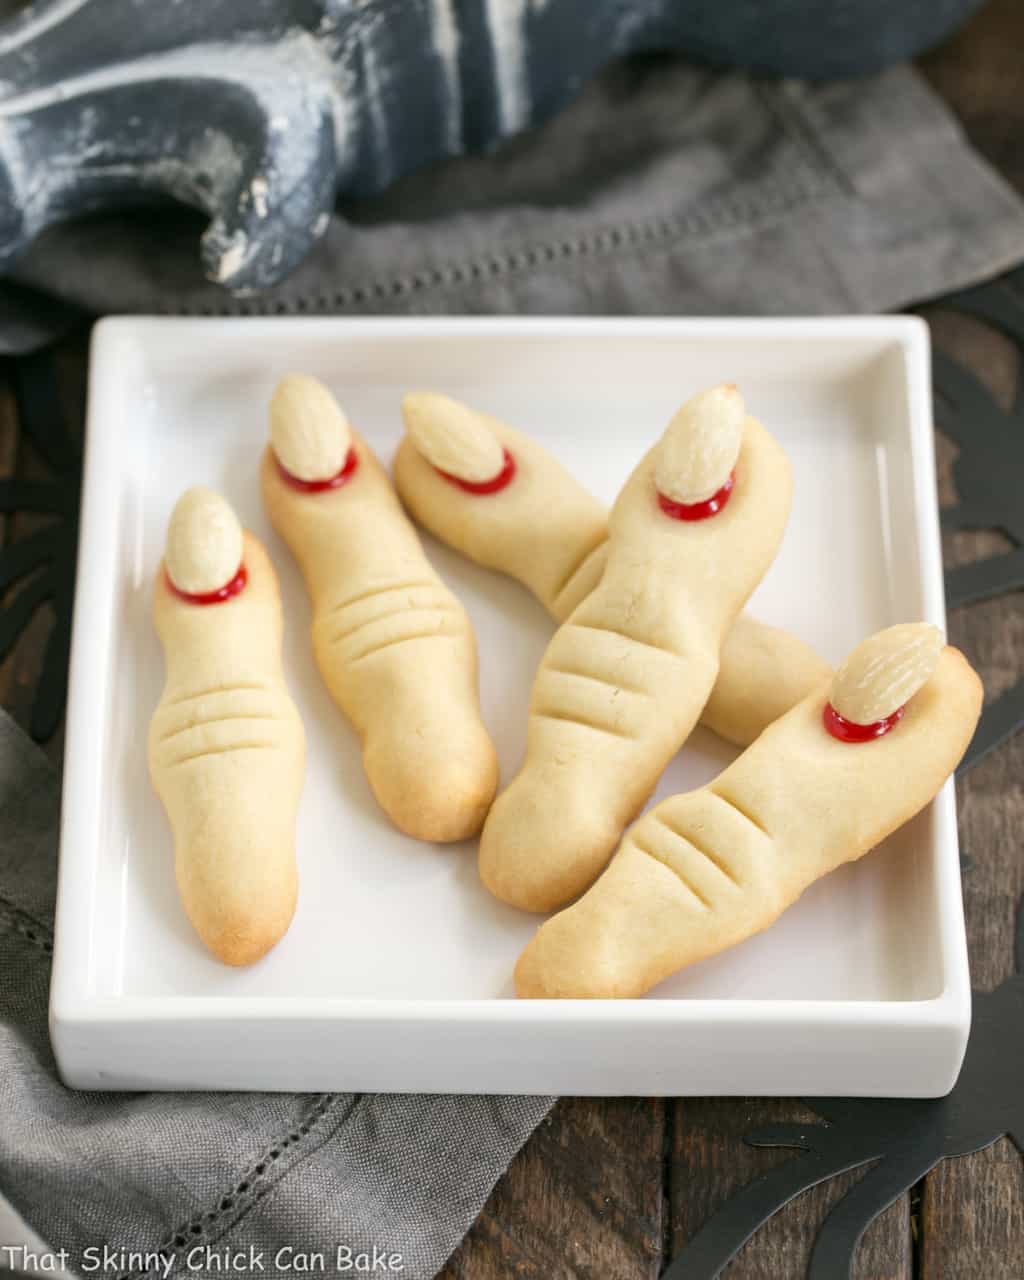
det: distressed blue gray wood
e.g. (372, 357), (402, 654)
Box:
(0, 0), (984, 292)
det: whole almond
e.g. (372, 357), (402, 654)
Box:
(655, 384), (744, 505)
(165, 487), (243, 595)
(831, 623), (944, 724)
(270, 374), (351, 482)
(402, 391), (506, 483)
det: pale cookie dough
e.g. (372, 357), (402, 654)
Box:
(261, 376), (498, 842)
(515, 626), (983, 998)
(393, 392), (830, 746)
(148, 491), (305, 967)
(478, 387), (794, 912)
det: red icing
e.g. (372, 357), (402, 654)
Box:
(437, 448), (516, 495)
(657, 472), (735, 521)
(277, 446), (358, 492)
(167, 563), (248, 606)
(823, 701), (904, 743)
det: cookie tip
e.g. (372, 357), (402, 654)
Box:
(401, 390), (506, 484)
(165, 486), (244, 596)
(269, 373), (351, 482)
(831, 622), (945, 724)
(656, 384), (745, 505)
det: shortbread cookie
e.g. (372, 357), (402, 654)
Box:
(393, 392), (829, 746)
(477, 385), (793, 911)
(148, 488), (305, 966)
(261, 375), (498, 842)
(515, 624), (982, 998)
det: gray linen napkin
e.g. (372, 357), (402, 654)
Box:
(5, 61), (1024, 342)
(1, 52), (1023, 1280)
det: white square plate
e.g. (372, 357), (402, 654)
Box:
(51, 317), (969, 1095)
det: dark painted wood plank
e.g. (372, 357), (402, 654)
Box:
(0, 368), (17, 526)
(919, 721), (1024, 1277)
(919, 0), (1024, 197)
(668, 1100), (911, 1279)
(0, 334), (87, 765)
(440, 1097), (665, 1279)
(0, 429), (63, 761)
(0, 363), (29, 733)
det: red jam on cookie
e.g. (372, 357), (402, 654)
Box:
(657, 472), (735, 522)
(276, 447), (359, 493)
(823, 701), (905, 743)
(167, 563), (248, 606)
(437, 448), (517, 495)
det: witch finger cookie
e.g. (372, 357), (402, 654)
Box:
(148, 487), (305, 966)
(476, 384), (794, 911)
(261, 375), (498, 843)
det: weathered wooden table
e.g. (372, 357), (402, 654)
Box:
(1, 1), (1021, 1274)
